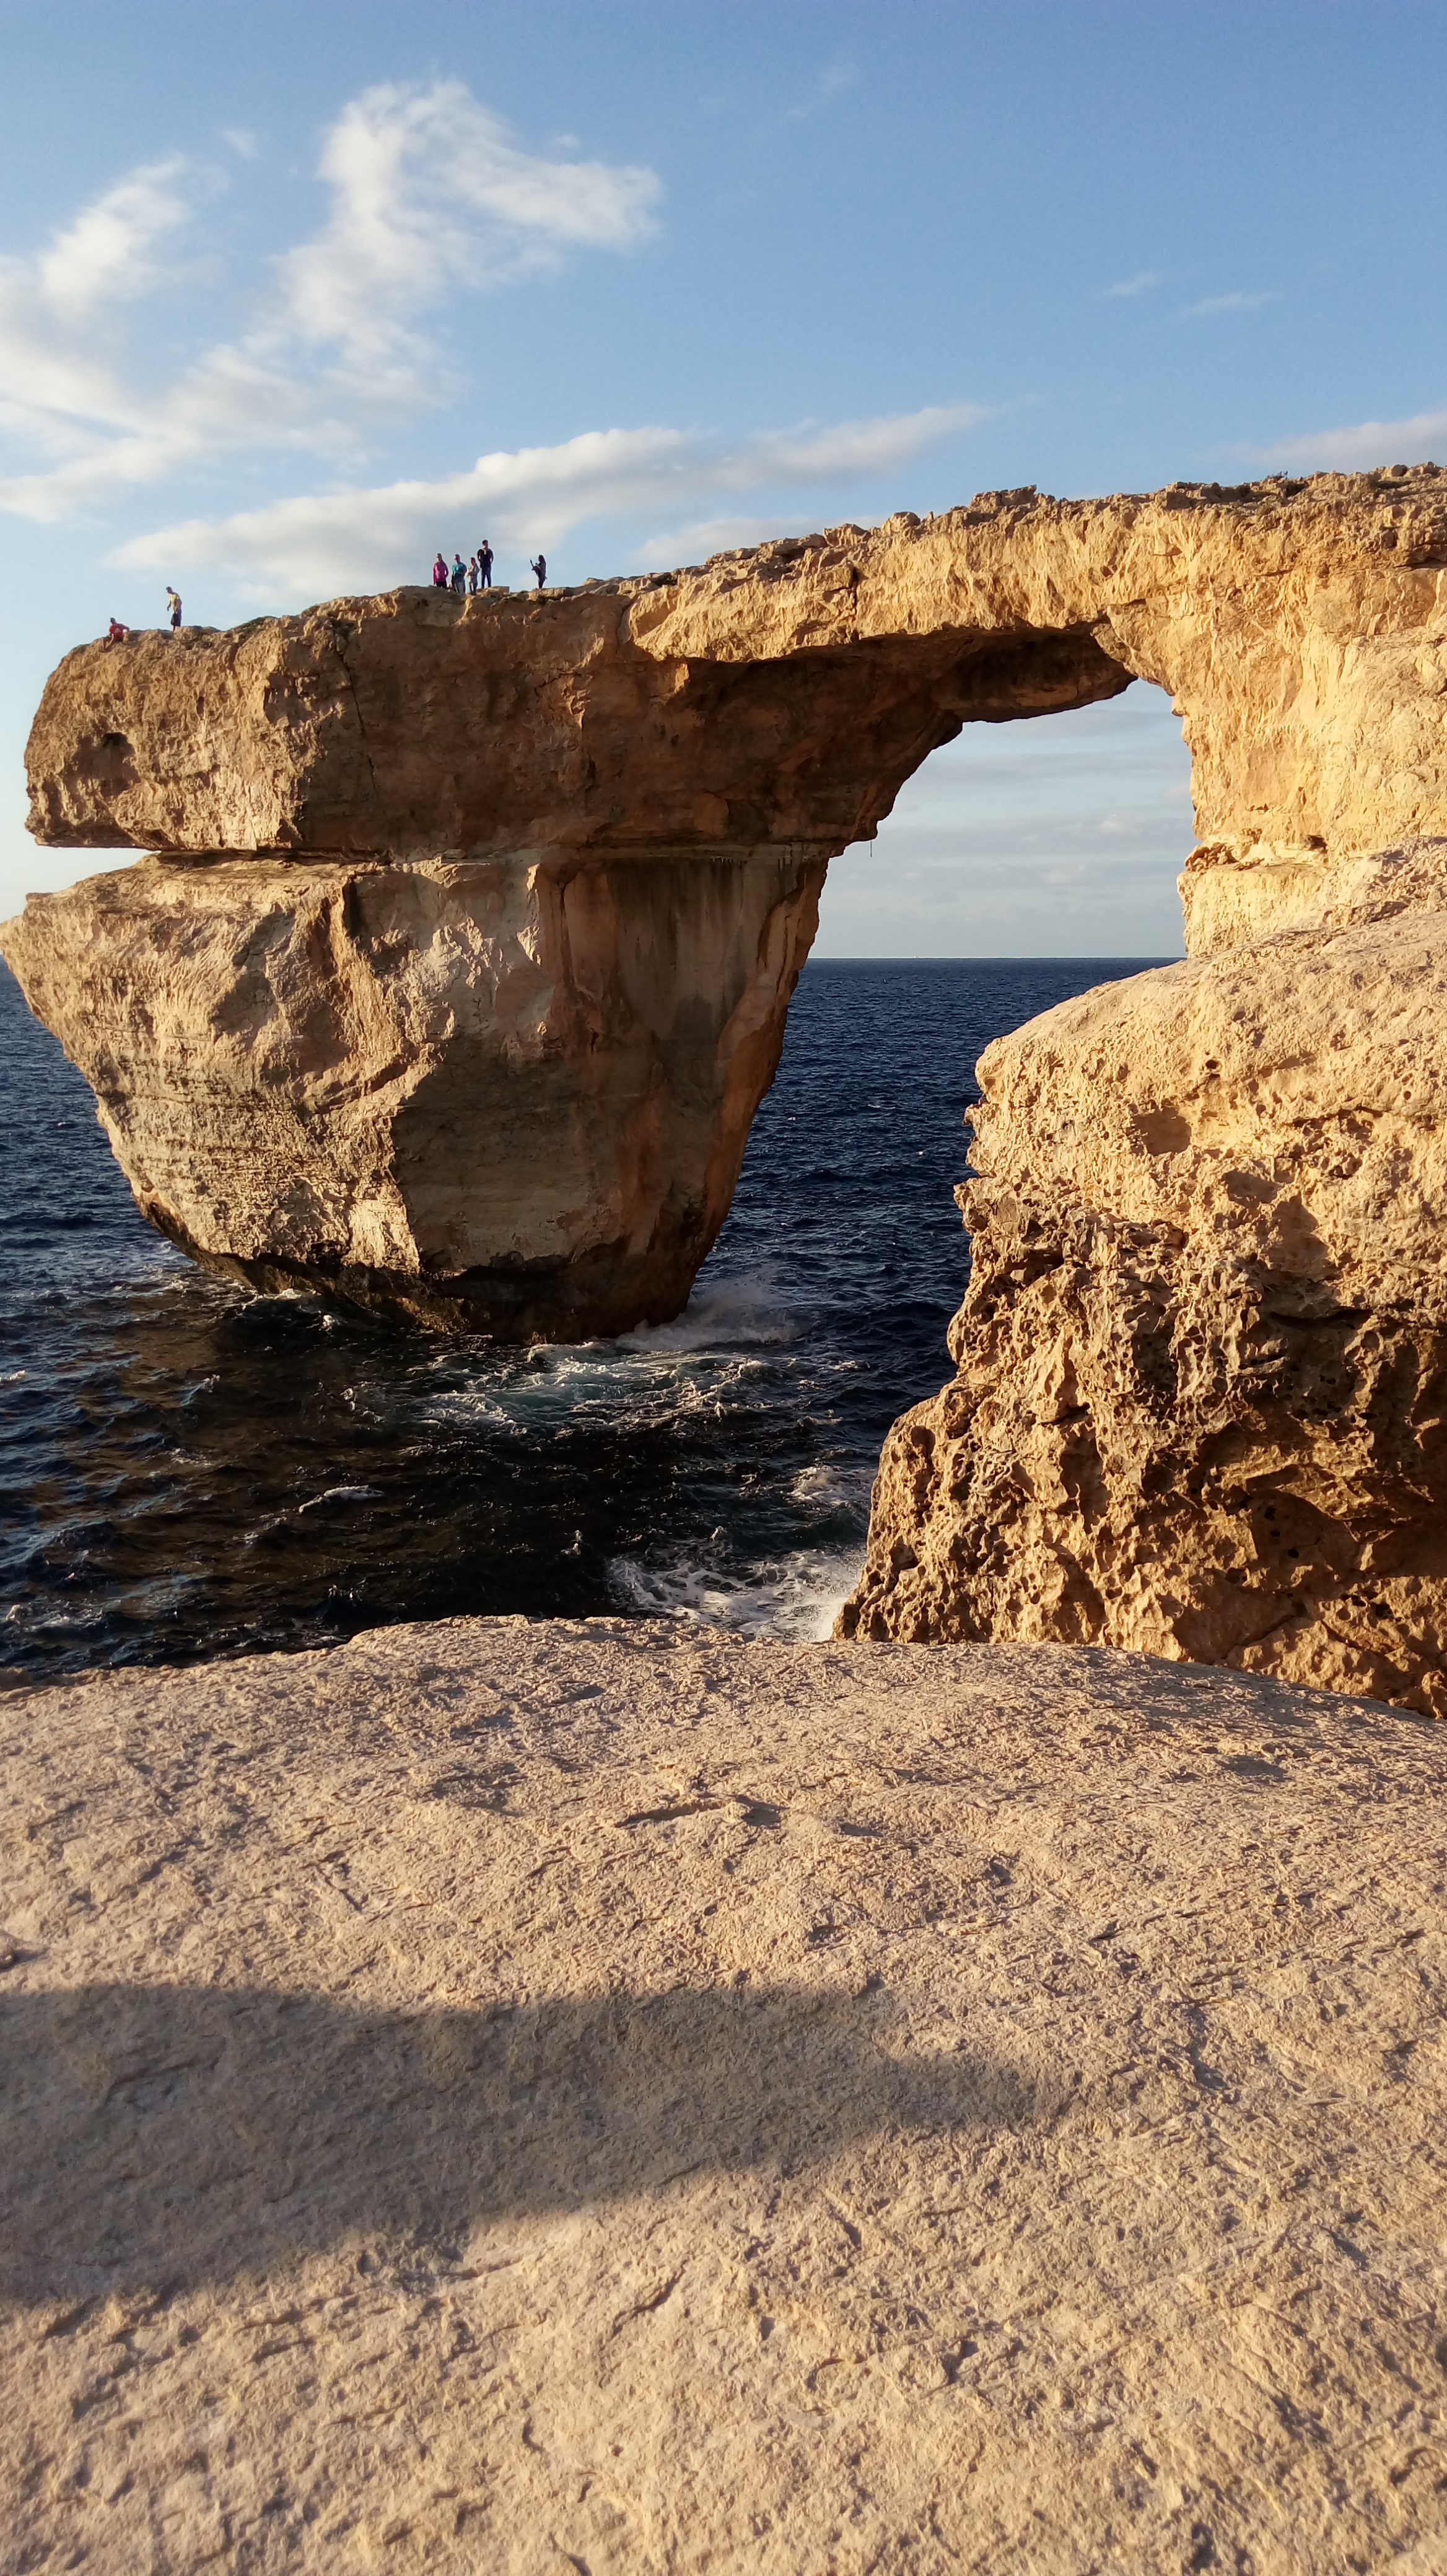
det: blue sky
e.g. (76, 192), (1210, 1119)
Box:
(2, 0), (1443, 947)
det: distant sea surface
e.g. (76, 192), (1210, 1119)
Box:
(1, 957), (1163, 1678)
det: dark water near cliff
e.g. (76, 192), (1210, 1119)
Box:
(0, 957), (1161, 1678)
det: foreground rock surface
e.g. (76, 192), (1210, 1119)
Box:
(6, 468), (1446, 1332)
(842, 895), (1447, 1713)
(4, 1619), (1447, 2572)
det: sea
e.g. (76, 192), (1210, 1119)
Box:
(0, 957), (1161, 1681)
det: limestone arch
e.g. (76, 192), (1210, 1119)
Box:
(6, 472), (1446, 1336)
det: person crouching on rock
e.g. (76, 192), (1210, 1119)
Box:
(530, 553), (546, 591)
(105, 616), (129, 645)
(165, 587), (181, 632)
(432, 552), (448, 589)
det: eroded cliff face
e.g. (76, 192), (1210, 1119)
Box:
(839, 879), (1447, 1714)
(5, 466), (1447, 1346)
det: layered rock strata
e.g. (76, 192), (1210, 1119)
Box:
(6, 467), (1446, 1336)
(4, 1618), (1446, 2572)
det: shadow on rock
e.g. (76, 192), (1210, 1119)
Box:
(1, 1980), (1026, 2304)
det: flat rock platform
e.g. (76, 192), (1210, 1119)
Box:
(2, 1621), (1446, 2572)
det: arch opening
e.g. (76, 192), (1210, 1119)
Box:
(813, 681), (1194, 962)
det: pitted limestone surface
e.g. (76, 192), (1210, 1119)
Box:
(2, 1618), (1446, 2571)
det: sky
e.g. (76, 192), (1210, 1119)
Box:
(1, 0), (1444, 950)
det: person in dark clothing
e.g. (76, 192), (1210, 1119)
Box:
(530, 554), (546, 591)
(478, 541), (493, 588)
(432, 554), (448, 589)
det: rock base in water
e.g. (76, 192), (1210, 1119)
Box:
(2, 1619), (1445, 2571)
(0, 847), (823, 1337)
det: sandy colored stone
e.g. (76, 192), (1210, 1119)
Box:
(0, 847), (821, 1334)
(22, 471), (1447, 878)
(1179, 837), (1447, 957)
(841, 904), (1447, 1713)
(6, 468), (1446, 1332)
(3, 1617), (1447, 2572)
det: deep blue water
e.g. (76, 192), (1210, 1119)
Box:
(0, 957), (1161, 1677)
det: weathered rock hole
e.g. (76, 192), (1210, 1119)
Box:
(817, 681), (1192, 959)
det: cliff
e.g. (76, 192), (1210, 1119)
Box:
(5, 468), (1446, 1336)
(839, 874), (1447, 1715)
(4, 1617), (1446, 2570)
(7, 468), (1447, 1704)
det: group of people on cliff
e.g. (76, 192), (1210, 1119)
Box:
(101, 542), (556, 650)
(431, 544), (548, 594)
(432, 544), (497, 596)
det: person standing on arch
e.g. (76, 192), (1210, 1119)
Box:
(165, 586), (181, 632)
(529, 552), (546, 591)
(477, 540), (493, 589)
(431, 552), (448, 589)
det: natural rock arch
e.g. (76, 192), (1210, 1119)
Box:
(7, 467), (1447, 1715)
(7, 470), (1445, 1337)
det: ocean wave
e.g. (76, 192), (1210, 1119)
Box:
(608, 1543), (862, 1643)
(620, 1271), (797, 1354)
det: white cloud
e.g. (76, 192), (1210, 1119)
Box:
(635, 513), (822, 566)
(1106, 270), (1161, 298)
(0, 83), (662, 522)
(1249, 402), (1447, 472)
(740, 406), (987, 481)
(272, 82), (660, 376)
(1186, 290), (1278, 316)
(36, 158), (192, 316)
(110, 404), (987, 601)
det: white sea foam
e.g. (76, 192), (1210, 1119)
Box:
(421, 1271), (798, 1438)
(787, 1461), (859, 1513)
(620, 1271), (796, 1354)
(609, 1543), (862, 1643)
